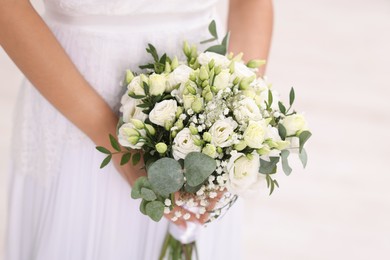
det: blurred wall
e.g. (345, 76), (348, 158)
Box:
(1, 0), (390, 259)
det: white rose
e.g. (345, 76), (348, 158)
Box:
(233, 62), (256, 78)
(127, 76), (145, 96)
(120, 94), (147, 123)
(209, 117), (238, 148)
(243, 120), (267, 149)
(282, 114), (308, 136)
(172, 128), (202, 160)
(234, 97), (262, 124)
(118, 122), (146, 149)
(149, 74), (166, 96)
(166, 65), (193, 92)
(149, 100), (178, 127)
(226, 152), (264, 197)
(214, 69), (231, 91)
(198, 52), (230, 68)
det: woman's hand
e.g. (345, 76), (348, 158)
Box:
(164, 191), (225, 229)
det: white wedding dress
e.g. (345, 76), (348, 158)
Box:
(5, 0), (242, 259)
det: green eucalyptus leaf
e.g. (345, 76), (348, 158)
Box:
(289, 87), (295, 106)
(131, 176), (150, 199)
(278, 124), (287, 140)
(299, 148), (308, 168)
(298, 131), (312, 153)
(148, 158), (184, 197)
(184, 152), (216, 187)
(120, 153), (131, 166)
(259, 157), (279, 174)
(281, 150), (292, 176)
(109, 134), (121, 152)
(208, 20), (218, 39)
(140, 199), (148, 215)
(205, 45), (227, 55)
(99, 154), (112, 169)
(128, 93), (146, 99)
(145, 201), (165, 222)
(132, 152), (142, 165)
(141, 187), (157, 201)
(184, 183), (203, 194)
(96, 146), (111, 154)
(278, 101), (286, 114)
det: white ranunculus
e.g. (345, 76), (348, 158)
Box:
(172, 128), (202, 160)
(149, 73), (166, 96)
(226, 152), (264, 197)
(166, 65), (193, 92)
(214, 69), (231, 91)
(120, 94), (147, 123)
(118, 122), (146, 149)
(282, 114), (308, 136)
(149, 100), (178, 127)
(198, 52), (231, 68)
(209, 117), (238, 148)
(127, 76), (145, 96)
(243, 120), (267, 149)
(233, 62), (256, 78)
(234, 97), (262, 124)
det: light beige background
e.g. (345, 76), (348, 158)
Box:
(1, 0), (390, 259)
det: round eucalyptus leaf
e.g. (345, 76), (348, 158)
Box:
(184, 152), (216, 187)
(148, 158), (184, 197)
(145, 201), (165, 222)
(131, 176), (149, 199)
(141, 187), (157, 201)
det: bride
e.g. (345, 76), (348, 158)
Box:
(0, 0), (272, 259)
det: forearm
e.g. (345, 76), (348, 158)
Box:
(228, 0), (273, 76)
(0, 1), (117, 146)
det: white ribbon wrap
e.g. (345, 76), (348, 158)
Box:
(168, 221), (202, 244)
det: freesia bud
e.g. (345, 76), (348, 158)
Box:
(202, 144), (217, 158)
(214, 65), (222, 75)
(165, 61), (172, 73)
(155, 143), (168, 154)
(247, 59), (266, 68)
(199, 66), (209, 81)
(183, 41), (191, 57)
(234, 140), (247, 151)
(125, 70), (134, 84)
(233, 52), (243, 62)
(204, 91), (213, 102)
(128, 135), (140, 145)
(189, 125), (198, 135)
(171, 56), (179, 70)
(192, 136), (203, 146)
(203, 132), (212, 142)
(208, 59), (215, 69)
(175, 119), (184, 130)
(164, 120), (173, 131)
(257, 146), (271, 155)
(229, 62), (235, 74)
(191, 97), (204, 113)
(239, 75), (256, 90)
(144, 124), (156, 135)
(130, 119), (144, 130)
(176, 106), (184, 118)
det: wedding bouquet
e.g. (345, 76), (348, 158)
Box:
(97, 21), (311, 259)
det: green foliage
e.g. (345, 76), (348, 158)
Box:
(259, 157), (279, 175)
(278, 124), (287, 140)
(109, 134), (121, 152)
(132, 152), (141, 165)
(278, 101), (286, 115)
(202, 20), (230, 56)
(281, 150), (292, 176)
(298, 131), (312, 153)
(131, 176), (151, 199)
(208, 20), (218, 39)
(96, 146), (111, 154)
(100, 154), (112, 169)
(184, 152), (217, 187)
(141, 187), (157, 201)
(145, 201), (165, 222)
(289, 87), (295, 106)
(299, 148), (308, 168)
(148, 158), (184, 197)
(265, 174), (279, 195)
(120, 153), (131, 165)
